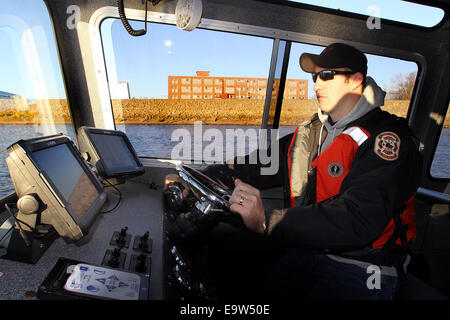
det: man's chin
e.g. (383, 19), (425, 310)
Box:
(318, 104), (331, 113)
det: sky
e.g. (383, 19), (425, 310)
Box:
(0, 0), (445, 100)
(0, 0), (65, 99)
(107, 21), (419, 99)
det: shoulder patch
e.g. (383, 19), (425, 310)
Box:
(374, 131), (400, 161)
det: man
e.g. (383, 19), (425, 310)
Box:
(165, 43), (422, 299)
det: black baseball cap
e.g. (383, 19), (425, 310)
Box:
(300, 43), (367, 77)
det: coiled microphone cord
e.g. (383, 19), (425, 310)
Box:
(117, 0), (148, 36)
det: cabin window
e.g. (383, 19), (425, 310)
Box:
(277, 42), (419, 140)
(284, 0), (445, 28)
(0, 0), (74, 198)
(101, 20), (273, 162)
(430, 109), (450, 179)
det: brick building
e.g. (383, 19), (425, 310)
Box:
(168, 71), (308, 100)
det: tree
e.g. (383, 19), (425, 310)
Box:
(387, 72), (417, 100)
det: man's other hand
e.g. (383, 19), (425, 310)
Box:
(230, 179), (266, 234)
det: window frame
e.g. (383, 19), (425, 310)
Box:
(92, 6), (426, 124)
(89, 5), (427, 163)
(0, 0), (77, 197)
(254, 0), (447, 31)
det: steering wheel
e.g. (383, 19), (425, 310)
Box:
(175, 164), (232, 214)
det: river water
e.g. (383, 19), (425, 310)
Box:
(0, 124), (449, 198)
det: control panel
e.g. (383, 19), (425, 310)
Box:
(102, 226), (153, 276)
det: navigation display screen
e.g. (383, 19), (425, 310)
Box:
(32, 143), (99, 220)
(89, 132), (140, 173)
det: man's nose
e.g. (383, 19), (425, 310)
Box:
(313, 80), (321, 92)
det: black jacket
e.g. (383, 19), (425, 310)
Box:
(203, 108), (422, 253)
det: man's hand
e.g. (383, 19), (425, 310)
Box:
(229, 179), (266, 234)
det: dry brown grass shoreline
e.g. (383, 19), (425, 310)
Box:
(0, 99), (449, 127)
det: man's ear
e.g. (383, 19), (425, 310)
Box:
(351, 72), (364, 90)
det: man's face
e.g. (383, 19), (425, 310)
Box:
(313, 66), (360, 121)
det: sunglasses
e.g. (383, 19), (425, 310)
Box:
(312, 70), (355, 83)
